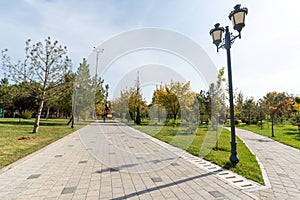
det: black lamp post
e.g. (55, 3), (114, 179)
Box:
(209, 4), (248, 166)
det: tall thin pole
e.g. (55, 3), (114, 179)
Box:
(224, 26), (239, 165)
(93, 47), (104, 78)
(93, 47), (104, 120)
(95, 51), (99, 78)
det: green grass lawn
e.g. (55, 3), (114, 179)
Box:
(130, 123), (264, 185)
(237, 123), (300, 150)
(0, 118), (89, 169)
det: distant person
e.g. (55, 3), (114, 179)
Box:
(103, 103), (109, 123)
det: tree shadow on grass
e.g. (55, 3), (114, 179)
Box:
(0, 120), (34, 126)
(283, 127), (298, 132)
(212, 147), (231, 152)
(0, 120), (67, 127)
(283, 131), (299, 136)
(294, 135), (300, 141)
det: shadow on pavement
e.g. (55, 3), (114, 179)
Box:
(111, 171), (217, 200)
(94, 157), (177, 173)
(95, 164), (138, 173)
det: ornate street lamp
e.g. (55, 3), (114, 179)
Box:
(229, 4), (248, 38)
(209, 4), (248, 166)
(209, 23), (224, 52)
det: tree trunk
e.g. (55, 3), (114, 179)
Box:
(271, 116), (275, 137)
(248, 113), (251, 125)
(298, 125), (300, 134)
(158, 110), (161, 122)
(45, 106), (50, 121)
(33, 92), (46, 133)
(215, 130), (219, 150)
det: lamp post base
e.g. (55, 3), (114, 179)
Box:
(230, 141), (239, 166)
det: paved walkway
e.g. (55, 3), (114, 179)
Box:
(235, 128), (300, 199)
(0, 121), (258, 200)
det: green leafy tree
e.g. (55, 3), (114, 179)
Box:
(0, 78), (12, 116)
(291, 96), (300, 134)
(95, 77), (109, 118)
(152, 81), (194, 121)
(234, 91), (244, 121)
(112, 87), (134, 120)
(112, 87), (147, 122)
(0, 78), (40, 118)
(262, 91), (290, 137)
(207, 68), (226, 149)
(56, 71), (76, 118)
(242, 97), (256, 124)
(74, 58), (95, 120)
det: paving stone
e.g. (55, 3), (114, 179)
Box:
(61, 187), (77, 194)
(151, 177), (162, 183)
(27, 174), (41, 179)
(208, 190), (225, 198)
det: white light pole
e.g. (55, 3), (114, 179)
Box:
(93, 47), (104, 120)
(93, 47), (104, 78)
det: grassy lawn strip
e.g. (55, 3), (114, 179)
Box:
(0, 118), (89, 169)
(237, 123), (300, 150)
(131, 124), (264, 185)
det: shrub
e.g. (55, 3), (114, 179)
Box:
(22, 111), (32, 119)
(235, 119), (242, 125)
(166, 119), (180, 127)
(251, 118), (258, 124)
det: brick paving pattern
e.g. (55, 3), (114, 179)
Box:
(0, 121), (299, 199)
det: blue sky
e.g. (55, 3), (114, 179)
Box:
(0, 0), (299, 101)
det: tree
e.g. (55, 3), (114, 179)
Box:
(0, 78), (12, 116)
(95, 77), (109, 119)
(74, 58), (95, 120)
(207, 67), (226, 149)
(291, 96), (300, 134)
(195, 90), (210, 124)
(13, 94), (37, 117)
(0, 78), (40, 118)
(152, 81), (195, 121)
(112, 87), (147, 122)
(2, 37), (71, 133)
(262, 92), (289, 137)
(242, 97), (256, 124)
(112, 87), (134, 120)
(234, 91), (244, 121)
(56, 71), (76, 118)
